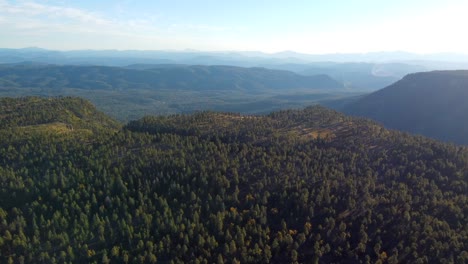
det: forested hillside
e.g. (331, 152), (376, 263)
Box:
(344, 70), (468, 145)
(0, 97), (467, 263)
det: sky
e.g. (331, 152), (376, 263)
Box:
(1, 0), (468, 54)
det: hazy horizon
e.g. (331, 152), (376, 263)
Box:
(4, 46), (468, 57)
(1, 0), (468, 54)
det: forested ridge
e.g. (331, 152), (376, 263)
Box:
(0, 97), (467, 263)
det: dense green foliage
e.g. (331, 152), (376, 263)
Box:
(0, 97), (467, 263)
(344, 70), (468, 145)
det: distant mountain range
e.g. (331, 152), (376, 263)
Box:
(0, 64), (354, 121)
(343, 70), (468, 145)
(0, 64), (343, 92)
(3, 47), (468, 63)
(2, 48), (468, 91)
(269, 62), (427, 91)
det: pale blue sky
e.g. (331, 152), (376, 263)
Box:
(1, 0), (467, 53)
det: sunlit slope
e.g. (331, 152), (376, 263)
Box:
(0, 96), (121, 135)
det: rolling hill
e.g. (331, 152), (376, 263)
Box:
(0, 96), (121, 137)
(0, 64), (355, 121)
(0, 64), (343, 92)
(343, 70), (468, 145)
(0, 96), (120, 128)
